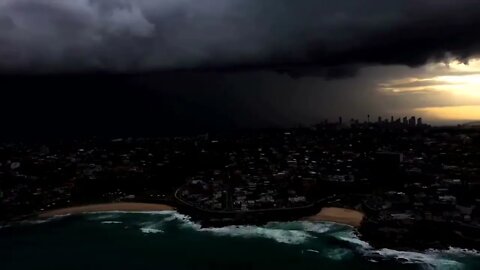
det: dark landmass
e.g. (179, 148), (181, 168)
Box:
(1, 118), (479, 251)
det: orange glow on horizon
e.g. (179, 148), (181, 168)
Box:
(380, 58), (480, 122)
(415, 106), (480, 121)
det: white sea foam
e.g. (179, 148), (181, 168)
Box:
(86, 211), (336, 246)
(428, 247), (480, 257)
(305, 221), (341, 233)
(162, 214), (180, 222)
(150, 212), (308, 245)
(201, 225), (312, 244)
(328, 229), (465, 269)
(101, 221), (123, 224)
(371, 249), (464, 270)
(140, 227), (164, 234)
(21, 214), (71, 225)
(332, 230), (372, 249)
(272, 221), (338, 234)
(153, 215), (346, 245)
(22, 219), (54, 225)
(324, 248), (352, 261)
(87, 213), (122, 220)
(169, 212), (194, 223)
(155, 215), (312, 244)
(86, 211), (475, 269)
(12, 211), (479, 269)
(48, 214), (72, 219)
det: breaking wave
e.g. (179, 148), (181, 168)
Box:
(101, 221), (123, 224)
(151, 214), (314, 244)
(202, 225), (311, 244)
(373, 249), (464, 269)
(25, 210), (480, 269)
(140, 227), (164, 234)
(331, 229), (372, 249)
(329, 228), (477, 270)
(86, 213), (122, 220)
(428, 247), (480, 257)
(18, 214), (72, 225)
(325, 248), (352, 261)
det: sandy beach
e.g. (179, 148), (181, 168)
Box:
(39, 203), (363, 228)
(38, 202), (175, 218)
(305, 207), (365, 227)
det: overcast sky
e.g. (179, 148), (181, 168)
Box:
(1, 0), (480, 137)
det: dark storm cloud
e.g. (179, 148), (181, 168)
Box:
(1, 0), (480, 75)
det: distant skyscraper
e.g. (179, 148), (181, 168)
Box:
(417, 118), (423, 126)
(378, 116), (382, 123)
(409, 116), (416, 127)
(403, 117), (408, 125)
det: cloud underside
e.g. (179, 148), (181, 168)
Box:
(1, 0), (480, 76)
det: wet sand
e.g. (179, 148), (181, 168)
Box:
(38, 202), (175, 218)
(305, 207), (365, 227)
(39, 203), (363, 228)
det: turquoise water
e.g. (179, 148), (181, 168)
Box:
(1, 212), (479, 270)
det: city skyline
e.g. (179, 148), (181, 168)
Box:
(2, 1), (480, 268)
(0, 0), (479, 135)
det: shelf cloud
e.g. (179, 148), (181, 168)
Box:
(1, 0), (480, 76)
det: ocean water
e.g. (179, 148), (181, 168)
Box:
(1, 212), (479, 270)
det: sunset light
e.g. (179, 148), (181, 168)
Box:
(380, 59), (480, 122)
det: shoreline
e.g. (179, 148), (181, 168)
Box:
(304, 207), (365, 227)
(38, 202), (176, 218)
(38, 202), (364, 228)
